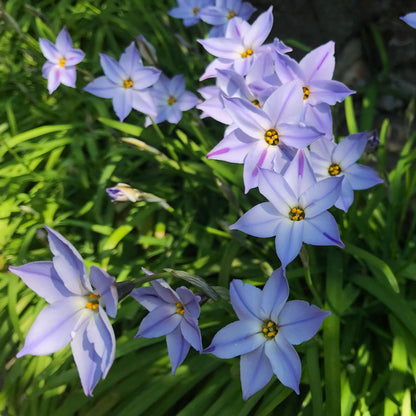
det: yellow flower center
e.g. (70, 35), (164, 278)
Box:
(123, 79), (134, 89)
(175, 302), (185, 315)
(251, 99), (261, 108)
(227, 10), (236, 19)
(85, 293), (100, 311)
(167, 96), (176, 106)
(193, 7), (199, 15)
(303, 86), (310, 100)
(264, 128), (279, 145)
(59, 58), (66, 67)
(289, 207), (305, 221)
(241, 48), (254, 58)
(262, 320), (279, 339)
(328, 163), (341, 176)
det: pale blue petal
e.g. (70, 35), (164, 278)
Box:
(136, 304), (182, 338)
(131, 89), (157, 117)
(166, 326), (190, 375)
(229, 279), (262, 321)
(112, 88), (132, 121)
(261, 268), (289, 321)
(401, 12), (416, 29)
(207, 129), (253, 163)
(333, 132), (367, 168)
(302, 211), (344, 247)
(335, 178), (354, 212)
(119, 42), (143, 75)
(242, 144), (269, 192)
(45, 226), (91, 295)
(17, 297), (89, 357)
(198, 37), (242, 59)
(55, 27), (73, 54)
(263, 80), (303, 126)
(131, 67), (161, 90)
(264, 334), (301, 394)
(301, 176), (343, 217)
(282, 150), (316, 197)
(309, 135), (335, 161)
(130, 286), (166, 311)
(303, 103), (333, 141)
(83, 76), (118, 99)
(89, 266), (118, 318)
(223, 95), (270, 138)
(278, 300), (331, 345)
(240, 345), (273, 400)
(308, 79), (354, 106)
(275, 220), (304, 267)
(39, 38), (59, 63)
(344, 163), (383, 190)
(177, 286), (201, 318)
(243, 7), (273, 49)
(178, 91), (199, 111)
(86, 308), (115, 377)
(278, 123), (322, 149)
(65, 49), (85, 66)
(151, 279), (180, 304)
(9, 262), (71, 303)
(99, 53), (126, 84)
(71, 320), (102, 396)
(258, 169), (297, 216)
(180, 314), (202, 351)
(299, 41), (335, 83)
(47, 66), (61, 94)
(58, 67), (76, 88)
(229, 202), (281, 238)
(205, 320), (265, 358)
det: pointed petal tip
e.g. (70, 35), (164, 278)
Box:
(203, 345), (215, 354)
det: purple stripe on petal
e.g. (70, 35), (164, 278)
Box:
(323, 232), (344, 248)
(207, 147), (230, 158)
(298, 149), (304, 177)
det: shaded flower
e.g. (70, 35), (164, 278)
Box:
(9, 226), (117, 396)
(145, 74), (199, 126)
(39, 27), (85, 94)
(168, 0), (215, 27)
(401, 12), (416, 29)
(205, 268), (330, 399)
(84, 42), (161, 121)
(199, 0), (256, 37)
(230, 150), (344, 267)
(131, 278), (202, 374)
(106, 183), (142, 202)
(309, 133), (384, 212)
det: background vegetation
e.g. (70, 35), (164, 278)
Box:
(0, 1), (415, 415)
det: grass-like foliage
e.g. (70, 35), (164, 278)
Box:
(1, 0), (416, 415)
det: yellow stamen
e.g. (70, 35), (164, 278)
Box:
(251, 99), (260, 108)
(59, 58), (66, 67)
(264, 128), (279, 145)
(193, 7), (199, 14)
(167, 96), (176, 106)
(89, 293), (101, 299)
(289, 206), (305, 221)
(262, 320), (279, 339)
(175, 302), (185, 315)
(241, 48), (254, 58)
(123, 79), (134, 89)
(227, 10), (236, 19)
(328, 163), (341, 176)
(303, 86), (310, 100)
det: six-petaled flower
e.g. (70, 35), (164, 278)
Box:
(9, 226), (118, 396)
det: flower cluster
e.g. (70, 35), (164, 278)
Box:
(12, 0), (393, 404)
(197, 6), (383, 266)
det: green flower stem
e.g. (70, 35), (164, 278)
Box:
(300, 245), (323, 307)
(306, 339), (324, 416)
(323, 248), (342, 416)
